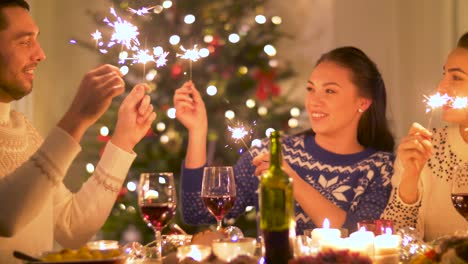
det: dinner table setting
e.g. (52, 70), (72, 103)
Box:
(15, 168), (468, 264)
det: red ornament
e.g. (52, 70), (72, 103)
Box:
(254, 69), (281, 101)
(117, 187), (128, 201)
(171, 63), (183, 79)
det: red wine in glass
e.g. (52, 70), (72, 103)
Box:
(140, 203), (177, 230)
(138, 172), (176, 261)
(201, 195), (236, 221)
(201, 166), (236, 230)
(451, 194), (468, 220)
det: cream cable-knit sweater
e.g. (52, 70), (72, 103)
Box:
(0, 103), (136, 263)
(382, 125), (468, 241)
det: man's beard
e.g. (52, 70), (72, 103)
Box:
(0, 80), (32, 101)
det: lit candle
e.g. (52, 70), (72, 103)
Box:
(176, 245), (211, 262)
(348, 227), (375, 257)
(86, 240), (119, 251)
(310, 218), (341, 249)
(373, 228), (401, 264)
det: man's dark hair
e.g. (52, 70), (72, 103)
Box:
(457, 32), (468, 49)
(0, 0), (30, 31)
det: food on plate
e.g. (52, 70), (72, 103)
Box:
(41, 246), (122, 262)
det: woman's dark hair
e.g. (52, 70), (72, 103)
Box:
(0, 0), (29, 31)
(315, 46), (395, 152)
(457, 32), (468, 49)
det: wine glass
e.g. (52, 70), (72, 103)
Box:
(451, 163), (468, 221)
(201, 166), (236, 230)
(138, 172), (177, 260)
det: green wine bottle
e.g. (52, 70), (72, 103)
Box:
(259, 130), (295, 263)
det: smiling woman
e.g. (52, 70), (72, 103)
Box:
(175, 46), (395, 236)
(381, 32), (468, 241)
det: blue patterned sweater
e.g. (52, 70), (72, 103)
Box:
(181, 133), (395, 234)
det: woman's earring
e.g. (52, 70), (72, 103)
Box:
(358, 109), (364, 113)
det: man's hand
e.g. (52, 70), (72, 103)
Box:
(111, 83), (157, 153)
(58, 64), (125, 141)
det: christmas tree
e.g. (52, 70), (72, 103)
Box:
(78, 0), (304, 244)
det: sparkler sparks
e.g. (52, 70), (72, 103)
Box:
(104, 8), (140, 50)
(156, 52), (169, 67)
(177, 45), (201, 62)
(91, 30), (102, 42)
(229, 126), (250, 142)
(452, 96), (468, 109)
(227, 122), (255, 157)
(423, 92), (451, 113)
(128, 6), (156, 16)
(177, 45), (201, 80)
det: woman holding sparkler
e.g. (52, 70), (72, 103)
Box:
(174, 46), (395, 234)
(381, 33), (468, 241)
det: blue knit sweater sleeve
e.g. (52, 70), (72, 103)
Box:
(342, 153), (394, 232)
(180, 149), (261, 226)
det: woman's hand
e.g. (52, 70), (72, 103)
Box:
(397, 122), (433, 176)
(397, 122), (433, 203)
(173, 81), (207, 134)
(252, 152), (296, 178)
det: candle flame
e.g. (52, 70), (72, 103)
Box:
(384, 227), (392, 235)
(322, 218), (330, 229)
(189, 247), (202, 261)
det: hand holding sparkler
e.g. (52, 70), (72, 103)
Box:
(173, 81), (207, 133)
(174, 81), (208, 168)
(395, 122), (433, 203)
(112, 83), (157, 153)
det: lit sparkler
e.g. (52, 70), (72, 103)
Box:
(177, 45), (201, 80)
(121, 48), (169, 77)
(424, 92), (451, 129)
(452, 96), (468, 109)
(91, 30), (102, 47)
(104, 7), (140, 50)
(423, 92), (451, 113)
(156, 52), (169, 67)
(128, 6), (156, 16)
(227, 122), (255, 158)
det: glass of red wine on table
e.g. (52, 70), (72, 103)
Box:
(138, 172), (177, 261)
(451, 163), (468, 221)
(201, 166), (237, 231)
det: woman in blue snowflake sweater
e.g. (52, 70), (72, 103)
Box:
(173, 46), (395, 234)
